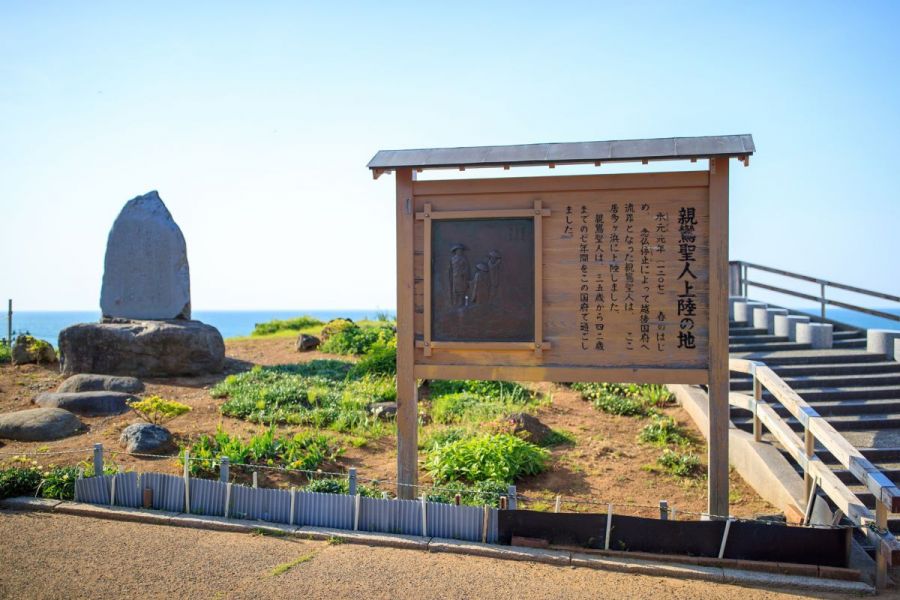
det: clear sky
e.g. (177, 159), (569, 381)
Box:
(2, 1), (898, 311)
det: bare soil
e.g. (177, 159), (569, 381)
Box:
(0, 336), (773, 518)
(0, 511), (860, 600)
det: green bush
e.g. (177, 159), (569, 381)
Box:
(304, 477), (381, 498)
(425, 433), (549, 484)
(0, 339), (10, 364)
(349, 335), (397, 377)
(656, 449), (703, 478)
(181, 427), (343, 477)
(0, 460), (117, 500)
(128, 395), (191, 425)
(0, 466), (42, 498)
(638, 415), (693, 447)
(252, 316), (324, 337)
(38, 466), (81, 500)
(320, 321), (395, 356)
(425, 479), (508, 507)
(572, 382), (672, 417)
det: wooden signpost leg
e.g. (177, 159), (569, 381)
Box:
(395, 168), (418, 499)
(708, 157), (730, 518)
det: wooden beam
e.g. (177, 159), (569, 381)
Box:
(395, 168), (418, 499)
(707, 156), (730, 518)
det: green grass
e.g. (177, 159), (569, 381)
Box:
(637, 415), (694, 447)
(655, 448), (703, 478)
(252, 316), (324, 337)
(424, 433), (549, 484)
(572, 382), (673, 417)
(428, 380), (543, 425)
(270, 551), (317, 576)
(180, 426), (343, 477)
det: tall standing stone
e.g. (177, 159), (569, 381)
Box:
(100, 191), (191, 320)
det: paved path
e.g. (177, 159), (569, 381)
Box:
(0, 510), (862, 599)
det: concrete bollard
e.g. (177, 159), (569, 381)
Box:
(895, 339), (900, 363)
(734, 301), (765, 324)
(867, 329), (900, 360)
(796, 322), (833, 349)
(753, 307), (788, 334)
(729, 296), (746, 321)
(774, 314), (810, 340)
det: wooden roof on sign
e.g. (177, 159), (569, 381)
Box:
(367, 134), (755, 177)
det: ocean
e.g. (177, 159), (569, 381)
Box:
(3, 307), (897, 346)
(6, 310), (392, 345)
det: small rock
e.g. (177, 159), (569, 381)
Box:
(119, 423), (172, 454)
(34, 391), (134, 416)
(368, 401), (398, 419)
(11, 335), (57, 365)
(0, 408), (82, 441)
(296, 334), (321, 352)
(501, 413), (554, 445)
(57, 373), (144, 394)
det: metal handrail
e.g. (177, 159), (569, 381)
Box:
(730, 357), (900, 588)
(730, 260), (900, 322)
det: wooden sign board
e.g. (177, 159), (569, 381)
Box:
(412, 171), (711, 385)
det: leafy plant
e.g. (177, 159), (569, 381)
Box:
(252, 316), (323, 337)
(349, 335), (397, 377)
(425, 433), (549, 484)
(320, 320), (395, 356)
(304, 477), (381, 498)
(419, 427), (473, 452)
(0, 466), (42, 498)
(638, 415), (693, 447)
(572, 382), (672, 417)
(656, 449), (703, 478)
(128, 395), (191, 425)
(38, 465), (81, 500)
(424, 479), (508, 508)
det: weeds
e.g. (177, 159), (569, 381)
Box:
(637, 416), (693, 448)
(425, 479), (509, 508)
(270, 551), (317, 576)
(425, 433), (549, 484)
(303, 478), (381, 497)
(655, 449), (703, 478)
(572, 382), (673, 417)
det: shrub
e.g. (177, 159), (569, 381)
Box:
(638, 415), (693, 447)
(657, 449), (703, 478)
(425, 479), (508, 507)
(0, 460), (116, 500)
(128, 395), (191, 425)
(38, 465), (81, 500)
(0, 339), (10, 364)
(425, 433), (549, 484)
(320, 320), (395, 356)
(181, 427), (343, 476)
(0, 466), (42, 498)
(252, 316), (323, 337)
(349, 335), (397, 377)
(303, 478), (381, 498)
(572, 382), (672, 417)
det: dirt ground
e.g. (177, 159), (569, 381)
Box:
(0, 336), (774, 518)
(0, 510), (865, 600)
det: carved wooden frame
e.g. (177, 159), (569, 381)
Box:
(415, 199), (551, 357)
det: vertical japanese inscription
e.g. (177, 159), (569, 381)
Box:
(676, 207), (698, 350)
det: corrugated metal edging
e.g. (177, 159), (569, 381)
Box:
(297, 491), (353, 530)
(231, 485), (292, 524)
(142, 473), (186, 513)
(74, 475), (111, 505)
(112, 472), (140, 508)
(358, 496), (422, 536)
(427, 502), (485, 542)
(189, 478), (227, 517)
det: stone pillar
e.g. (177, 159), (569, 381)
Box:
(753, 307), (788, 334)
(895, 339), (900, 363)
(729, 296), (746, 321)
(774, 314), (810, 341)
(734, 301), (766, 325)
(796, 322), (833, 349)
(867, 329), (900, 360)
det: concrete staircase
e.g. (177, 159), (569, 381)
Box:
(728, 307), (900, 545)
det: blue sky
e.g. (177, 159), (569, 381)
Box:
(2, 1), (898, 310)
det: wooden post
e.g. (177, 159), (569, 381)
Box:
(752, 370), (763, 443)
(6, 299), (11, 345)
(804, 426), (815, 501)
(93, 443), (103, 477)
(659, 500), (668, 520)
(395, 167), (418, 499)
(876, 500), (888, 590)
(507, 485), (517, 510)
(708, 157), (730, 518)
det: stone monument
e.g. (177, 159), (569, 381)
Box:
(58, 191), (225, 377)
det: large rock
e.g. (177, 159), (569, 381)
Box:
(296, 334), (321, 352)
(11, 334), (57, 365)
(100, 191), (191, 320)
(34, 391), (134, 416)
(57, 373), (144, 394)
(501, 413), (555, 445)
(119, 423), (172, 454)
(0, 408), (82, 441)
(58, 319), (225, 377)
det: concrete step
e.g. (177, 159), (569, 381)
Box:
(728, 334), (791, 345)
(832, 339), (868, 349)
(758, 385), (900, 402)
(832, 463), (900, 485)
(733, 414), (900, 433)
(765, 362), (900, 377)
(833, 330), (866, 340)
(732, 397), (900, 418)
(730, 350), (887, 366)
(729, 341), (814, 353)
(817, 447), (900, 464)
(730, 372), (900, 391)
(728, 327), (769, 337)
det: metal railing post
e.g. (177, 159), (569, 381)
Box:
(752, 369), (763, 443)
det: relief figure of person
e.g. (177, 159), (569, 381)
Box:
(449, 244), (470, 307)
(487, 250), (502, 302)
(469, 262), (490, 305)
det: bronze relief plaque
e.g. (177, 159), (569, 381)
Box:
(431, 218), (534, 342)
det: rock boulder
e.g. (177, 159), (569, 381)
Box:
(11, 335), (57, 365)
(57, 373), (145, 394)
(501, 412), (555, 445)
(296, 334), (321, 352)
(34, 391), (134, 416)
(100, 191), (191, 320)
(58, 319), (225, 377)
(120, 423), (172, 454)
(0, 408), (82, 441)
